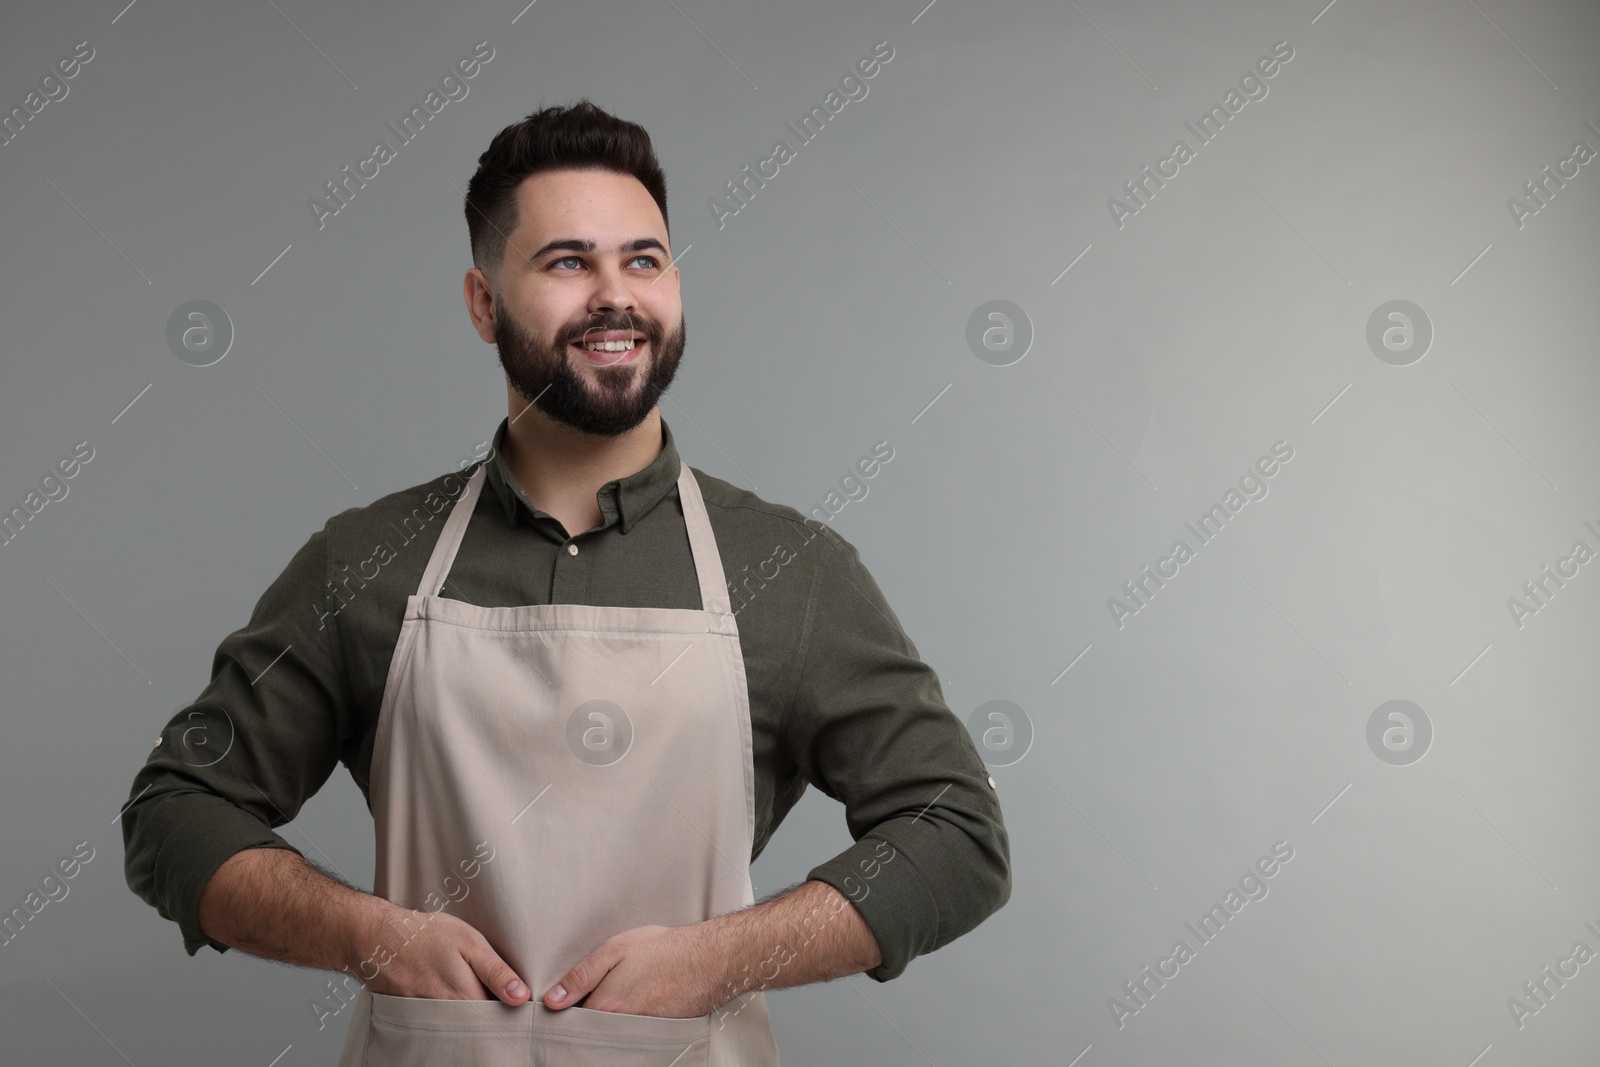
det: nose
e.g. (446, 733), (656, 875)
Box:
(587, 260), (638, 318)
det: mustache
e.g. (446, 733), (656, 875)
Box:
(565, 315), (660, 344)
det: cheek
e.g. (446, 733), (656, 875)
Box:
(640, 297), (680, 335)
(512, 298), (573, 345)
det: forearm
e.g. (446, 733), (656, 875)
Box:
(698, 878), (882, 1011)
(197, 846), (379, 974)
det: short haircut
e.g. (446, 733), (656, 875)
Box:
(463, 99), (669, 279)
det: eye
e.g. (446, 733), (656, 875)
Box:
(629, 255), (660, 269)
(550, 255), (582, 269)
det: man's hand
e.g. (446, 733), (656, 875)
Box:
(349, 900), (532, 1006)
(543, 880), (884, 1019)
(543, 923), (714, 1018)
(196, 848), (534, 1006)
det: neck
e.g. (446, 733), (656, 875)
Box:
(500, 389), (664, 537)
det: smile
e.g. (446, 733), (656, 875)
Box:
(572, 335), (646, 366)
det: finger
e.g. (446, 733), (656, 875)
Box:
(464, 943), (529, 1004)
(437, 967), (494, 1001)
(546, 946), (615, 1008)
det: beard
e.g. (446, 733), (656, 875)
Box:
(492, 293), (685, 437)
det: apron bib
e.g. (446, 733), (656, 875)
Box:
(336, 460), (780, 1066)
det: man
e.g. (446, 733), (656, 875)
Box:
(122, 99), (1010, 1065)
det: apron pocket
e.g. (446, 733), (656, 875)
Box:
(531, 1004), (712, 1066)
(365, 992), (532, 1067)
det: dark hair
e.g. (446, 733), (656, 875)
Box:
(463, 100), (669, 279)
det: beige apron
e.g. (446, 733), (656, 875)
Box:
(336, 460), (780, 1066)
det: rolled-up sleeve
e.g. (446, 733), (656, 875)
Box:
(121, 520), (352, 956)
(789, 527), (1011, 982)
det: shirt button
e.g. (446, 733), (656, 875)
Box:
(566, 543), (579, 556)
(987, 775), (997, 789)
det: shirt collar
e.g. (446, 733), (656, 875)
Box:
(480, 415), (682, 535)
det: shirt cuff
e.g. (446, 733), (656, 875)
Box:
(131, 792), (306, 956)
(806, 833), (937, 982)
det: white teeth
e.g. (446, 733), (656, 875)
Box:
(580, 339), (637, 352)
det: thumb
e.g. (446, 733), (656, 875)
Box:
(466, 945), (530, 1005)
(545, 947), (613, 1009)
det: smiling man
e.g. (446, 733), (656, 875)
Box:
(121, 100), (1011, 1066)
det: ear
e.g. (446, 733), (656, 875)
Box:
(464, 268), (499, 344)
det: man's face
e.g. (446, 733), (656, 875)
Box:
(484, 168), (684, 437)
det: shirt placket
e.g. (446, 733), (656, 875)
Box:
(550, 532), (590, 603)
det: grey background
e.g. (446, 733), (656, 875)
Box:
(2, 0), (1597, 1063)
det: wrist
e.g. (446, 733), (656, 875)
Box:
(335, 892), (391, 981)
(688, 915), (738, 1012)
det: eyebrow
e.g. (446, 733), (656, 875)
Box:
(529, 237), (668, 261)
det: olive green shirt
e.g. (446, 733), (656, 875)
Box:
(120, 416), (1010, 982)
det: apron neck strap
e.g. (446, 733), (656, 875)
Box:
(417, 463), (488, 599)
(675, 462), (731, 616)
(415, 459), (734, 617)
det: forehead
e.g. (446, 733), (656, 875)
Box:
(510, 168), (666, 242)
